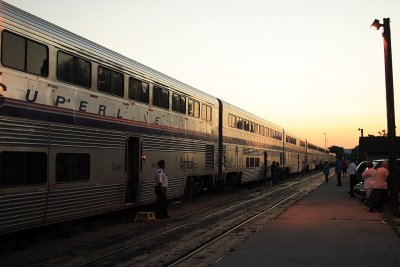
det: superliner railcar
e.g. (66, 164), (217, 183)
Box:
(0, 1), (333, 235)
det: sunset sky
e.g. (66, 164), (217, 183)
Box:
(5, 0), (400, 149)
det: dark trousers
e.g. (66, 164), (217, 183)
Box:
(349, 174), (358, 196)
(368, 188), (387, 211)
(336, 172), (342, 186)
(324, 172), (329, 183)
(154, 185), (168, 218)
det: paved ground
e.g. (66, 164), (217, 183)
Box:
(215, 175), (400, 267)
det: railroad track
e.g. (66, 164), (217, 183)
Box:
(32, 172), (326, 267)
(168, 175), (324, 266)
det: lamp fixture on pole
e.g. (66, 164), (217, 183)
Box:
(358, 128), (364, 137)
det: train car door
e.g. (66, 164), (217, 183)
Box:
(298, 154), (300, 173)
(264, 151), (268, 177)
(125, 137), (140, 204)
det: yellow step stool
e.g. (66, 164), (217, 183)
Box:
(135, 211), (156, 222)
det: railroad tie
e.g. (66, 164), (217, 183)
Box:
(135, 211), (156, 222)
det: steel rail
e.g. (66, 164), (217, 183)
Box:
(77, 173), (324, 266)
(167, 178), (323, 266)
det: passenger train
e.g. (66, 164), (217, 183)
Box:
(0, 1), (334, 235)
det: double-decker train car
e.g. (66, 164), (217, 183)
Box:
(0, 1), (333, 235)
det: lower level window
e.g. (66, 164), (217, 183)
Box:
(56, 153), (90, 182)
(0, 152), (47, 186)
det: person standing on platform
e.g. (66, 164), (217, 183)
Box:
(335, 159), (342, 186)
(362, 161), (376, 200)
(322, 160), (330, 183)
(368, 161), (389, 212)
(301, 161), (306, 176)
(271, 161), (277, 185)
(342, 159), (348, 178)
(154, 160), (170, 219)
(275, 162), (281, 184)
(347, 159), (358, 197)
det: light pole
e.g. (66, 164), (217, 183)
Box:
(324, 132), (327, 161)
(371, 18), (398, 215)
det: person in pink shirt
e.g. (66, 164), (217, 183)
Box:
(367, 161), (389, 212)
(362, 161), (376, 199)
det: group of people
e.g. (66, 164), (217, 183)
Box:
(361, 161), (389, 212)
(334, 158), (389, 212)
(270, 161), (281, 185)
(334, 159), (357, 189)
(152, 157), (390, 219)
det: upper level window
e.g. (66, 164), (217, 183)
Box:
(237, 117), (243, 129)
(243, 120), (250, 131)
(1, 31), (48, 77)
(172, 93), (186, 114)
(128, 77), (149, 104)
(286, 136), (297, 145)
(153, 85), (169, 109)
(259, 125), (265, 136)
(228, 114), (236, 128)
(98, 66), (124, 97)
(57, 51), (91, 88)
(201, 104), (212, 122)
(188, 99), (200, 118)
(0, 152), (47, 187)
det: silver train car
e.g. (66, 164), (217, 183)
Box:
(0, 1), (334, 235)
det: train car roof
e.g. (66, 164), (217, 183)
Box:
(0, 1), (218, 105)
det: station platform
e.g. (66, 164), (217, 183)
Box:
(215, 175), (400, 267)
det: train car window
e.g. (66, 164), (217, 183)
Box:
(57, 51), (91, 88)
(237, 117), (243, 129)
(244, 120), (249, 131)
(0, 152), (47, 187)
(97, 66), (124, 97)
(189, 99), (200, 118)
(250, 158), (255, 168)
(255, 158), (260, 167)
(259, 126), (264, 136)
(111, 71), (124, 96)
(153, 86), (169, 109)
(207, 106), (212, 121)
(153, 86), (161, 107)
(74, 57), (91, 87)
(57, 52), (74, 83)
(128, 77), (149, 104)
(201, 104), (212, 122)
(172, 93), (180, 113)
(27, 40), (49, 76)
(180, 95), (186, 114)
(232, 115), (237, 128)
(250, 122), (255, 133)
(140, 83), (149, 103)
(193, 101), (200, 118)
(2, 31), (48, 77)
(56, 153), (90, 182)
(188, 99), (194, 116)
(228, 114), (234, 127)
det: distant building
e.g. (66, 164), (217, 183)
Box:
(344, 149), (352, 155)
(358, 136), (400, 160)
